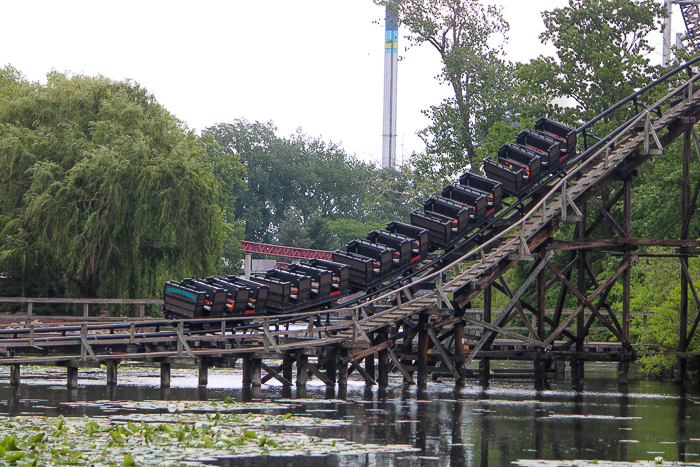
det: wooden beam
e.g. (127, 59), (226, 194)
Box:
(464, 316), (551, 349)
(680, 260), (700, 349)
(586, 186), (625, 237)
(546, 262), (633, 350)
(545, 254), (637, 344)
(428, 328), (460, 379)
(461, 251), (554, 370)
(307, 363), (333, 386)
(387, 347), (414, 384)
(496, 277), (538, 340)
(589, 196), (626, 237)
(550, 238), (700, 251)
(261, 362), (292, 386)
(350, 360), (376, 385)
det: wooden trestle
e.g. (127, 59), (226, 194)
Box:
(3, 70), (700, 394)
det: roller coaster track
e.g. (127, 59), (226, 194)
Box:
(3, 59), (700, 380)
(334, 62), (700, 351)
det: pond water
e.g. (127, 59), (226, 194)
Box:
(0, 362), (697, 466)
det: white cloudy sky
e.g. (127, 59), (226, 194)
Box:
(1, 1), (674, 165)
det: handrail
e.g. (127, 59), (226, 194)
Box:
(575, 55), (700, 134)
(342, 58), (700, 323)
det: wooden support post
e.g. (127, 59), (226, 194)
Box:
(138, 304), (145, 319)
(479, 286), (491, 386)
(251, 358), (262, 387)
(242, 356), (253, 386)
(678, 128), (691, 383)
(198, 358), (208, 387)
(296, 353), (308, 389)
(83, 303), (89, 319)
(10, 365), (20, 387)
(365, 339), (375, 380)
(377, 329), (389, 388)
(417, 312), (429, 390)
(325, 348), (337, 387)
(106, 360), (118, 386)
(160, 362), (171, 389)
(67, 366), (79, 389)
(283, 353), (294, 387)
(538, 254), (546, 342)
(338, 350), (348, 400)
(619, 177), (632, 387)
(338, 349), (349, 388)
(536, 253), (547, 389)
(570, 204), (586, 386)
(454, 302), (466, 384)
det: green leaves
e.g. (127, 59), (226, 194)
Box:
(0, 68), (227, 307)
(377, 0), (512, 178)
(203, 120), (407, 248)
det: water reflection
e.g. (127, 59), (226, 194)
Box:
(0, 366), (695, 466)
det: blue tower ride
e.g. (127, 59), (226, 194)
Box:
(382, 5), (398, 168)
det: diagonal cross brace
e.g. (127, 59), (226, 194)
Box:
(643, 111), (664, 155)
(546, 262), (632, 351)
(561, 180), (583, 222)
(680, 260), (700, 349)
(80, 324), (97, 362)
(263, 318), (281, 353)
(462, 251), (555, 369)
(176, 321), (195, 358)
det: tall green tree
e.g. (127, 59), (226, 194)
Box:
(0, 69), (226, 300)
(523, 0), (664, 131)
(376, 0), (511, 180)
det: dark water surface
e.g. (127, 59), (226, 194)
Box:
(0, 363), (698, 466)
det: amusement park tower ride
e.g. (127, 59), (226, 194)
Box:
(382, 5), (398, 168)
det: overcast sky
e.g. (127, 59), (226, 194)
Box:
(1, 1), (675, 165)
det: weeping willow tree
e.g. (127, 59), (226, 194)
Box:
(0, 67), (226, 301)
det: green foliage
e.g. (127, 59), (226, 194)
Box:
(522, 0), (665, 131)
(0, 68), (226, 302)
(203, 120), (410, 251)
(377, 0), (511, 179)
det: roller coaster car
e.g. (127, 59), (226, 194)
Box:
(366, 230), (413, 266)
(423, 196), (473, 235)
(458, 172), (502, 212)
(516, 129), (563, 168)
(411, 209), (457, 247)
(180, 278), (228, 316)
(498, 144), (543, 179)
(248, 275), (291, 310)
(484, 143), (542, 197)
(202, 277), (250, 314)
(385, 222), (430, 259)
(346, 239), (394, 276)
(285, 263), (333, 298)
(226, 276), (269, 313)
(261, 269), (312, 302)
(163, 281), (207, 319)
(303, 258), (351, 295)
(535, 117), (577, 157)
(441, 184), (488, 220)
(332, 250), (381, 287)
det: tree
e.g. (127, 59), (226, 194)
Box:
(203, 120), (385, 245)
(376, 0), (511, 180)
(198, 134), (247, 275)
(0, 69), (227, 301)
(525, 0), (665, 131)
